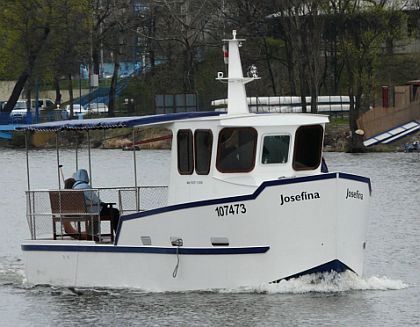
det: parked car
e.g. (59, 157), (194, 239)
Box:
(9, 101), (30, 122)
(64, 104), (89, 116)
(86, 102), (108, 113)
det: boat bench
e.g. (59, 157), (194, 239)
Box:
(49, 190), (113, 242)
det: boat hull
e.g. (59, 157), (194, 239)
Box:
(22, 173), (370, 291)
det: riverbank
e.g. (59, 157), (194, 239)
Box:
(0, 117), (417, 152)
(324, 117), (419, 152)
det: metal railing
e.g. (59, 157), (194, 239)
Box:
(25, 186), (168, 241)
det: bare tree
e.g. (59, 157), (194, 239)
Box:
(137, 0), (218, 92)
(107, 1), (133, 117)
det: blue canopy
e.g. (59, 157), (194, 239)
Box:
(17, 111), (223, 132)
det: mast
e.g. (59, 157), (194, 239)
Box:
(216, 30), (259, 115)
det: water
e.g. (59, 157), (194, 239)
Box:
(0, 149), (418, 326)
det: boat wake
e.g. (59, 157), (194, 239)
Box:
(0, 258), (408, 295)
(224, 270), (408, 294)
(0, 257), (25, 286)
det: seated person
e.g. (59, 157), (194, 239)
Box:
(64, 177), (75, 189)
(60, 177), (85, 240)
(73, 169), (120, 234)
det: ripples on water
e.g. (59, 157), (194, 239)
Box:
(0, 150), (419, 326)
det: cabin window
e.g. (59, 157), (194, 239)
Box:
(262, 135), (290, 164)
(177, 129), (193, 175)
(293, 125), (323, 170)
(194, 130), (213, 175)
(216, 127), (257, 173)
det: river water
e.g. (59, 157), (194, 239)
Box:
(0, 149), (418, 326)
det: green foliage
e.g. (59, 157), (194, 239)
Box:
(0, 1), (49, 78)
(43, 0), (90, 78)
(325, 4), (408, 110)
(377, 53), (420, 85)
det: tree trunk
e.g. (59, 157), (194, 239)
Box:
(183, 44), (195, 93)
(348, 88), (365, 152)
(284, 41), (297, 95)
(3, 25), (50, 113)
(331, 39), (342, 95)
(26, 89), (31, 113)
(310, 85), (317, 114)
(68, 74), (74, 117)
(3, 72), (29, 112)
(262, 38), (277, 95)
(92, 46), (100, 75)
(149, 7), (156, 73)
(54, 76), (62, 106)
(108, 51), (120, 117)
(298, 65), (307, 113)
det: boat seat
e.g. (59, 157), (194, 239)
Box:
(49, 190), (113, 242)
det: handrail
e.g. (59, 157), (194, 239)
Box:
(25, 185), (169, 241)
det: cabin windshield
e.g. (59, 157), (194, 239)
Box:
(292, 125), (323, 170)
(262, 135), (290, 164)
(216, 127), (257, 173)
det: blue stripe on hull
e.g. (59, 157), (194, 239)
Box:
(275, 260), (352, 282)
(21, 244), (270, 255)
(338, 172), (372, 195)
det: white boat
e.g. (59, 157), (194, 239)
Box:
(20, 31), (371, 291)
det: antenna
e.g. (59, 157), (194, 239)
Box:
(216, 31), (260, 115)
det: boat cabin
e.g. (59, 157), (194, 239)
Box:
(166, 113), (328, 204)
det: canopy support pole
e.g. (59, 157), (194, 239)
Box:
(56, 132), (61, 190)
(25, 131), (31, 192)
(25, 131), (35, 239)
(132, 129), (139, 211)
(75, 139), (79, 172)
(87, 130), (92, 187)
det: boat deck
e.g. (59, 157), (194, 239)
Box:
(26, 186), (168, 242)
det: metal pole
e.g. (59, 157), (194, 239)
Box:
(25, 131), (31, 192)
(87, 130), (92, 186)
(56, 132), (62, 190)
(79, 64), (82, 111)
(132, 129), (139, 211)
(35, 77), (39, 123)
(75, 139), (79, 172)
(25, 131), (35, 239)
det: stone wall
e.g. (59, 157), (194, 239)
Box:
(0, 81), (17, 101)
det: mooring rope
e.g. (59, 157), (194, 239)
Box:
(172, 238), (183, 278)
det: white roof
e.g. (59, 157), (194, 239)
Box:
(207, 113), (329, 127)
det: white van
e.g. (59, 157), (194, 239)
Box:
(31, 98), (54, 110)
